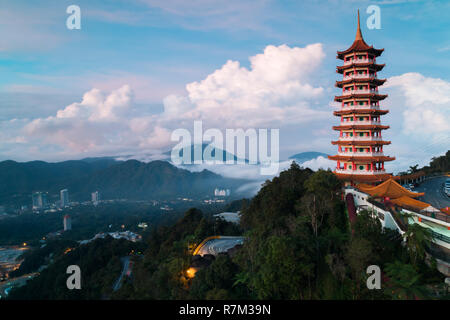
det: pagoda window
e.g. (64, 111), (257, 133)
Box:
(359, 117), (364, 121)
(359, 101), (363, 105)
(350, 132), (353, 137)
(348, 165), (352, 169)
(359, 165), (364, 170)
(359, 132), (364, 137)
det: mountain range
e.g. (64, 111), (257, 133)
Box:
(0, 158), (246, 205)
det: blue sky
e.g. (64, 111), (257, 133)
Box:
(0, 0), (449, 175)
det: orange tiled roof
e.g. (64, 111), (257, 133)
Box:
(390, 196), (430, 211)
(356, 178), (424, 199)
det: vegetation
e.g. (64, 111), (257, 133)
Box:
(5, 163), (447, 300)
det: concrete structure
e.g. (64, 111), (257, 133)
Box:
(329, 11), (394, 185)
(60, 189), (69, 208)
(193, 236), (244, 256)
(63, 214), (72, 231)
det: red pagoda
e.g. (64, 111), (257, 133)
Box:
(329, 10), (395, 185)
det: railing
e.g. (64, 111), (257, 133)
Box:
(432, 231), (450, 244)
(340, 120), (381, 126)
(342, 89), (379, 96)
(342, 74), (376, 80)
(338, 152), (384, 157)
(419, 210), (450, 223)
(340, 105), (380, 111)
(336, 169), (386, 175)
(343, 58), (374, 65)
(338, 136), (383, 141)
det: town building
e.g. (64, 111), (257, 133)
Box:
(63, 214), (72, 231)
(329, 11), (394, 186)
(91, 191), (100, 206)
(32, 191), (48, 211)
(60, 189), (69, 208)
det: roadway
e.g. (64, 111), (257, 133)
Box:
(112, 256), (130, 292)
(415, 176), (450, 209)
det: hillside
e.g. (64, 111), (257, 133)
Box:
(0, 159), (245, 204)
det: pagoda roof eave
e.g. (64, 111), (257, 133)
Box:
(337, 44), (384, 59)
(332, 125), (390, 130)
(331, 140), (392, 146)
(333, 109), (389, 116)
(335, 78), (386, 87)
(335, 93), (388, 101)
(337, 63), (385, 72)
(329, 155), (395, 162)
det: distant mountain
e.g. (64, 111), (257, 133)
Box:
(289, 152), (329, 163)
(164, 143), (250, 164)
(0, 159), (246, 204)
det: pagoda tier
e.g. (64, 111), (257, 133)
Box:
(328, 10), (394, 186)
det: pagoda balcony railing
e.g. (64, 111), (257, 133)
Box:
(343, 74), (376, 80)
(343, 58), (375, 66)
(339, 136), (383, 141)
(337, 152), (384, 157)
(342, 89), (378, 96)
(340, 120), (381, 126)
(335, 168), (386, 175)
(341, 105), (380, 111)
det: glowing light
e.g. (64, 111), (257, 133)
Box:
(186, 267), (197, 279)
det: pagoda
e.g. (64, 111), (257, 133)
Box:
(329, 10), (395, 185)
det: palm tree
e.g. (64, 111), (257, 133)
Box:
(404, 223), (433, 265)
(384, 261), (429, 299)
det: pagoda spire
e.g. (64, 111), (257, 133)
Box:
(355, 9), (363, 41)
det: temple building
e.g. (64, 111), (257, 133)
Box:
(329, 11), (395, 185)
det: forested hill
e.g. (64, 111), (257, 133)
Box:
(0, 159), (245, 203)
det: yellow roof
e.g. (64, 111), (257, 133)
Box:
(356, 178), (424, 199)
(390, 196), (430, 211)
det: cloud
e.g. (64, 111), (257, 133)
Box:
(163, 43), (328, 128)
(1, 43), (329, 161)
(385, 72), (450, 138)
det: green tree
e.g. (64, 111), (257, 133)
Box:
(384, 261), (429, 299)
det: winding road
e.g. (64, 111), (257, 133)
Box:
(416, 176), (450, 209)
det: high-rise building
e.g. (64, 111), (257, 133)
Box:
(32, 191), (48, 210)
(60, 189), (69, 208)
(91, 191), (100, 206)
(329, 11), (395, 186)
(63, 214), (72, 231)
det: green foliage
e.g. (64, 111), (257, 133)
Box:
(384, 261), (429, 299)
